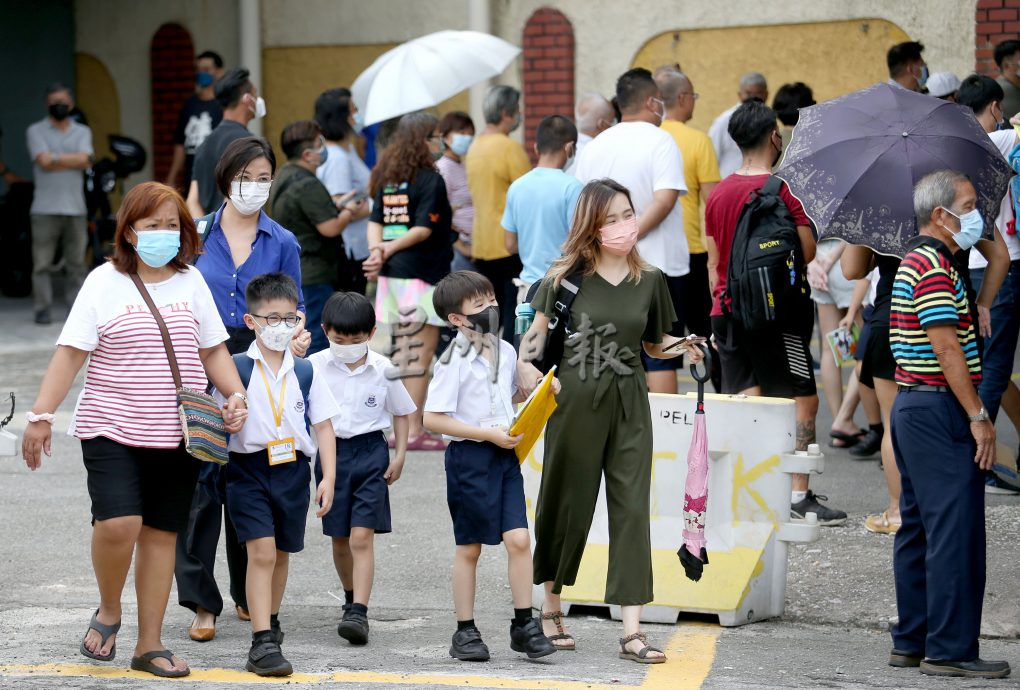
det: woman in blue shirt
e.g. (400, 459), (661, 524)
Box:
(180, 136), (308, 642)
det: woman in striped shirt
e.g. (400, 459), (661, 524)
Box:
(21, 182), (249, 679)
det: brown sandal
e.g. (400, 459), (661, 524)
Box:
(540, 610), (576, 650)
(618, 632), (666, 664)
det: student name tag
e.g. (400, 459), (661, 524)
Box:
(479, 415), (510, 429)
(268, 437), (297, 466)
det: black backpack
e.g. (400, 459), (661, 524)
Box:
(523, 269), (584, 373)
(723, 175), (808, 331)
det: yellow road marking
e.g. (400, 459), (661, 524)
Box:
(643, 625), (721, 690)
(0, 626), (720, 688)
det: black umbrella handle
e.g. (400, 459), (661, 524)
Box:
(689, 344), (711, 408)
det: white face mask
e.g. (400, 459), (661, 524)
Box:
(330, 341), (369, 363)
(249, 95), (266, 119)
(254, 321), (297, 351)
(229, 180), (271, 216)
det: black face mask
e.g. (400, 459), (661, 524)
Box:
(48, 103), (70, 121)
(771, 133), (783, 168)
(465, 305), (499, 335)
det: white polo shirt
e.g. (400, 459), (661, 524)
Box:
(308, 349), (416, 439)
(424, 333), (518, 442)
(217, 342), (340, 456)
(971, 128), (1020, 269)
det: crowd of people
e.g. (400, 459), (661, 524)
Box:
(14, 35), (1020, 680)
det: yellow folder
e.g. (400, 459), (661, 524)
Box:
(510, 366), (558, 463)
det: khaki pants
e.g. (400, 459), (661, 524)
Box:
(31, 214), (88, 312)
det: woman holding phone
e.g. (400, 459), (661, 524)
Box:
(516, 178), (703, 664)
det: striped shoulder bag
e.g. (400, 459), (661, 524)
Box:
(130, 274), (229, 465)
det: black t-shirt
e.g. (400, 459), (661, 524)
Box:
(268, 164), (343, 286)
(191, 119), (249, 214)
(370, 167), (453, 285)
(173, 95), (223, 192)
(869, 254), (901, 328)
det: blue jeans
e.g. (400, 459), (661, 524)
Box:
(303, 282), (336, 355)
(971, 263), (1020, 421)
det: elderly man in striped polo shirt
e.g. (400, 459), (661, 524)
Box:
(887, 170), (1009, 680)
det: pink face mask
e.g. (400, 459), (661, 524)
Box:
(599, 216), (639, 256)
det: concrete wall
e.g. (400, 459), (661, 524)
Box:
(75, 0), (240, 182)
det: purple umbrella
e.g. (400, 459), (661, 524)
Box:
(776, 82), (1013, 257)
(678, 346), (711, 582)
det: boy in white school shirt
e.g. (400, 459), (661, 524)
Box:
(218, 273), (339, 677)
(423, 271), (558, 662)
(308, 291), (416, 646)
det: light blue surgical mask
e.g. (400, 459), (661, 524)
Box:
(918, 65), (930, 89)
(134, 229), (181, 268)
(352, 111), (365, 134)
(941, 207), (983, 251)
(318, 145), (328, 166)
(450, 133), (473, 157)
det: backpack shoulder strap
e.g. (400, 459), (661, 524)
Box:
(762, 174), (785, 198)
(195, 211), (217, 245)
(549, 270), (584, 329)
(292, 357), (314, 403)
(231, 353), (255, 391)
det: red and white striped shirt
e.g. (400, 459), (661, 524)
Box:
(59, 263), (228, 448)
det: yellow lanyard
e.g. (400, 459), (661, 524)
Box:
(256, 360), (287, 439)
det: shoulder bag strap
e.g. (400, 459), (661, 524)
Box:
(129, 273), (183, 391)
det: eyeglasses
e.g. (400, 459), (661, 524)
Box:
(679, 92), (700, 100)
(250, 313), (301, 327)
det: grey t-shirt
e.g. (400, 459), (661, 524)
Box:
(997, 77), (1020, 121)
(26, 117), (93, 216)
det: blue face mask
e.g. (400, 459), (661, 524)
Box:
(918, 65), (930, 89)
(318, 146), (328, 166)
(196, 72), (215, 88)
(941, 207), (983, 251)
(450, 133), (473, 157)
(352, 111), (365, 134)
(134, 229), (181, 268)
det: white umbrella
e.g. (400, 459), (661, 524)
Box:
(352, 30), (521, 127)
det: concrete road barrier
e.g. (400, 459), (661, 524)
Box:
(522, 392), (823, 626)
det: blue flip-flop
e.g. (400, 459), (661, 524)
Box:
(79, 608), (120, 661)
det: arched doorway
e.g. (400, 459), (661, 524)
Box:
(150, 23), (195, 184)
(521, 8), (575, 163)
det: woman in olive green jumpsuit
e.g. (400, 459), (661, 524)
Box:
(518, 179), (702, 664)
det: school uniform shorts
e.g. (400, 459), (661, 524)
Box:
(315, 431), (392, 537)
(445, 440), (528, 546)
(81, 436), (200, 533)
(225, 449), (311, 553)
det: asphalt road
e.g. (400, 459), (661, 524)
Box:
(1, 296), (1019, 689)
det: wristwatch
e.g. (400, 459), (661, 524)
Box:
(230, 391), (248, 406)
(969, 407), (990, 423)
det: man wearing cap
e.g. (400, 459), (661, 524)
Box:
(926, 72), (961, 102)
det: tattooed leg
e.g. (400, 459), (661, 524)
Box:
(792, 395), (819, 492)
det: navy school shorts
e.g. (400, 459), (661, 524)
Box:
(225, 449), (311, 553)
(445, 440), (528, 546)
(315, 431), (392, 538)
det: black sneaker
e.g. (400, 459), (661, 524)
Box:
(791, 491), (847, 526)
(510, 618), (556, 659)
(246, 631), (292, 677)
(337, 607), (369, 645)
(270, 615), (284, 645)
(849, 429), (882, 458)
(920, 658), (1011, 679)
(450, 625), (490, 661)
(889, 649), (922, 667)
(34, 310), (51, 325)
(985, 473), (1020, 495)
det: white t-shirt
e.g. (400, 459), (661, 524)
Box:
(59, 263), (228, 448)
(308, 349), (417, 438)
(317, 142), (372, 260)
(971, 128), (1020, 269)
(708, 103), (743, 179)
(424, 333), (518, 442)
(217, 342), (339, 456)
(574, 121), (689, 276)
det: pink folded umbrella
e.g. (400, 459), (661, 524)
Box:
(678, 346), (711, 581)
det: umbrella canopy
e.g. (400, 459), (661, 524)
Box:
(678, 346), (711, 582)
(352, 30), (521, 127)
(776, 82), (1013, 257)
